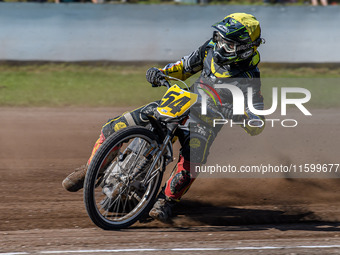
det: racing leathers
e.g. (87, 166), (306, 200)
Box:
(89, 38), (265, 202)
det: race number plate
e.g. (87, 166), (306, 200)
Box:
(157, 85), (198, 118)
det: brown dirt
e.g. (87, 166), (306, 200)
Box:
(1, 107), (340, 254)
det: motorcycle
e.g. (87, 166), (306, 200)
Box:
(83, 75), (200, 230)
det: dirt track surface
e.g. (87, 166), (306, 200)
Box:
(1, 107), (340, 254)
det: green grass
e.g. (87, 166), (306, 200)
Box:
(0, 63), (165, 107)
(260, 78), (339, 109)
(0, 62), (339, 108)
(260, 64), (340, 108)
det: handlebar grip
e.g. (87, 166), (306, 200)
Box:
(206, 104), (225, 119)
(159, 79), (170, 88)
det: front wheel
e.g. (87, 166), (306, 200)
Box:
(84, 126), (164, 230)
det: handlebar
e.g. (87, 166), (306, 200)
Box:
(207, 104), (225, 119)
(158, 75), (171, 89)
(158, 74), (190, 90)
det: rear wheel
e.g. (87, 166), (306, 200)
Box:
(84, 126), (164, 230)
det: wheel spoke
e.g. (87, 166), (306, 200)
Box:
(84, 128), (165, 229)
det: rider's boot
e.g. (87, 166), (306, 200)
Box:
(62, 164), (88, 192)
(62, 133), (105, 192)
(149, 156), (198, 222)
(149, 194), (177, 223)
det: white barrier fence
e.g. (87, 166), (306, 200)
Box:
(0, 3), (339, 62)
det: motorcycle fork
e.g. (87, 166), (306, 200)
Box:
(142, 123), (177, 185)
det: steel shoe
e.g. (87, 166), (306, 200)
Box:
(149, 197), (176, 223)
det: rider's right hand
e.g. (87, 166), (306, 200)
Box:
(146, 67), (167, 87)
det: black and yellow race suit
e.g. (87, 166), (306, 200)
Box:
(100, 39), (264, 163)
(91, 39), (265, 200)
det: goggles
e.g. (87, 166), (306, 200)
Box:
(217, 38), (237, 54)
(215, 31), (263, 55)
(216, 36), (238, 56)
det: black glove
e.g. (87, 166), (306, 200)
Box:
(220, 103), (245, 122)
(146, 67), (165, 87)
(220, 103), (233, 119)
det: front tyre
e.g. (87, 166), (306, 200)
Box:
(84, 126), (164, 230)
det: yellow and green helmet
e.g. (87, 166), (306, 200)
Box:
(212, 13), (263, 65)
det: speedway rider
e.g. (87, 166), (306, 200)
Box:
(62, 13), (265, 222)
